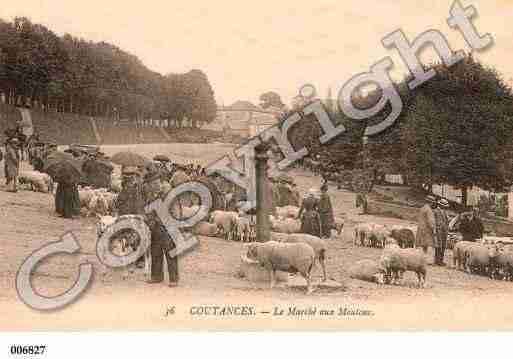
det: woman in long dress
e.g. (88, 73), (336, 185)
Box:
(318, 183), (334, 239)
(298, 189), (321, 237)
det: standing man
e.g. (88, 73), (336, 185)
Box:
(416, 195), (437, 256)
(144, 170), (179, 287)
(4, 137), (20, 192)
(318, 183), (334, 239)
(433, 198), (450, 266)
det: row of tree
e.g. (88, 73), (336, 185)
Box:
(287, 55), (513, 207)
(0, 17), (217, 127)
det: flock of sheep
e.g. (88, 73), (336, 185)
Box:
(453, 241), (513, 281)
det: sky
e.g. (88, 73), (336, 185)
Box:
(0, 0), (511, 106)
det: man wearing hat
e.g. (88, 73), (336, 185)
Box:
(4, 137), (20, 192)
(416, 195), (437, 256)
(318, 182), (334, 239)
(143, 169), (179, 287)
(113, 166), (145, 216)
(433, 198), (450, 266)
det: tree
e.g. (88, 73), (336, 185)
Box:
(401, 56), (513, 206)
(259, 91), (284, 109)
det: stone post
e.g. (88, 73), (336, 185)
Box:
(255, 142), (270, 242)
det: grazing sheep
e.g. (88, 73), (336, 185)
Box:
(368, 224), (389, 248)
(353, 223), (373, 246)
(19, 170), (53, 193)
(348, 259), (385, 284)
(390, 228), (416, 248)
(270, 217), (301, 234)
(465, 244), (499, 277)
(270, 231), (290, 242)
(452, 241), (475, 269)
(276, 205), (300, 219)
(210, 210), (239, 241)
(192, 221), (220, 237)
(246, 241), (316, 294)
(379, 247), (427, 288)
(282, 233), (328, 282)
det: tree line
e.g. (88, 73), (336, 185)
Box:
(286, 55), (513, 207)
(0, 17), (217, 127)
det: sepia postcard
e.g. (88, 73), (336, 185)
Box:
(1, 0), (513, 336)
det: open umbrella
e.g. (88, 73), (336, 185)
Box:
(111, 151), (150, 167)
(153, 154), (171, 163)
(44, 159), (83, 184)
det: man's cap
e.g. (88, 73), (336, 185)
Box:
(438, 198), (450, 207)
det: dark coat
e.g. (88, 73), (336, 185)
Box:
(114, 183), (146, 216)
(318, 192), (334, 237)
(433, 207), (449, 248)
(459, 215), (484, 242)
(55, 182), (80, 218)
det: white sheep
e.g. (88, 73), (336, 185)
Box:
(210, 210), (239, 241)
(193, 221), (220, 237)
(379, 247), (427, 287)
(19, 170), (53, 193)
(270, 217), (301, 234)
(233, 216), (252, 242)
(245, 241), (316, 294)
(277, 233), (328, 282)
(348, 259), (385, 284)
(353, 222), (373, 246)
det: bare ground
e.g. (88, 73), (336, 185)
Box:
(1, 143), (513, 331)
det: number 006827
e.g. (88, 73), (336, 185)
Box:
(10, 345), (46, 355)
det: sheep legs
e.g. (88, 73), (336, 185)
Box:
(320, 259), (327, 282)
(269, 270), (276, 289)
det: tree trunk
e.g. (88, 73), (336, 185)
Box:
(461, 186), (468, 208)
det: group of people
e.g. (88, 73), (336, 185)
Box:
(296, 182), (334, 239)
(2, 118), (33, 192)
(113, 164), (181, 287)
(417, 195), (484, 266)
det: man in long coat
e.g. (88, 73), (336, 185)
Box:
(416, 195), (437, 255)
(433, 198), (449, 266)
(144, 170), (179, 287)
(5, 137), (20, 192)
(55, 181), (80, 218)
(318, 183), (334, 239)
